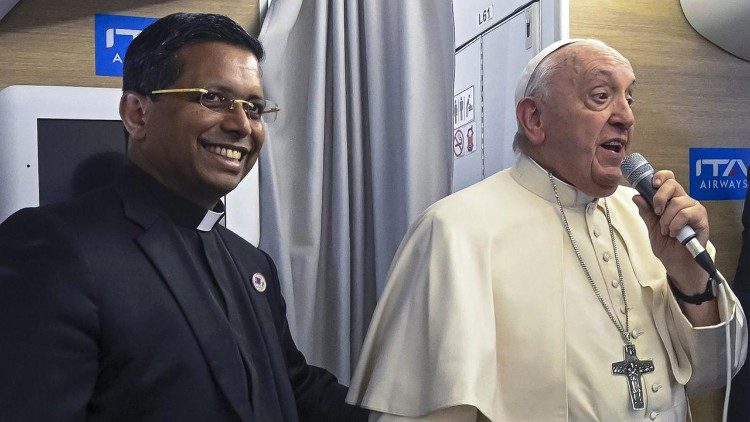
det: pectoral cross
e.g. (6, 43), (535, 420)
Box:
(611, 344), (655, 410)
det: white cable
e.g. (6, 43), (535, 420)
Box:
(714, 270), (732, 422)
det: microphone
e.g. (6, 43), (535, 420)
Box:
(621, 153), (718, 278)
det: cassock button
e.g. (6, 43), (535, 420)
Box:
(611, 279), (620, 288)
(630, 329), (642, 339)
(593, 227), (601, 237)
(586, 203), (596, 214)
(652, 383), (662, 392)
(602, 252), (611, 262)
(649, 411), (659, 420)
(251, 272), (267, 292)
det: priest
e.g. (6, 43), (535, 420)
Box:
(347, 39), (747, 420)
(0, 13), (367, 421)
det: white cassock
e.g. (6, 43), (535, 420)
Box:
(347, 154), (747, 421)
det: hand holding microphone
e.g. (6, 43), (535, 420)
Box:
(621, 156), (737, 418)
(621, 153), (718, 294)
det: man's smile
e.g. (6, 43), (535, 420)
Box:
(199, 140), (250, 163)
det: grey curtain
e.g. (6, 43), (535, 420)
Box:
(258, 0), (454, 382)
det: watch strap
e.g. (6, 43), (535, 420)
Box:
(668, 276), (716, 305)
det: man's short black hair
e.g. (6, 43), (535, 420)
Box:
(123, 12), (264, 94)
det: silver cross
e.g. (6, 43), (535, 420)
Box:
(612, 344), (655, 410)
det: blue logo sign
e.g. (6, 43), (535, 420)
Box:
(95, 14), (157, 77)
(689, 148), (750, 200)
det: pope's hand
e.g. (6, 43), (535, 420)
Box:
(632, 169), (710, 294)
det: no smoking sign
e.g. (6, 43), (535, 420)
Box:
(453, 122), (477, 158)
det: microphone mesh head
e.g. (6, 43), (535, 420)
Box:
(621, 153), (653, 185)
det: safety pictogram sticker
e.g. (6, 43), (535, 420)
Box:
(453, 122), (477, 158)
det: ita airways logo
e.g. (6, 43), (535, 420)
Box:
(94, 14), (157, 77)
(689, 148), (750, 200)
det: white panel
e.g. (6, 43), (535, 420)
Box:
(451, 0), (564, 192)
(0, 85), (121, 221)
(482, 4), (540, 176)
(452, 40), (483, 193)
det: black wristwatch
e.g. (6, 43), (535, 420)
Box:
(668, 276), (716, 305)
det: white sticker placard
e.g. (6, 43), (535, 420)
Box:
(453, 86), (475, 129)
(477, 4), (494, 28)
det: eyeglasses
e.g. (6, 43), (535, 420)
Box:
(150, 88), (280, 123)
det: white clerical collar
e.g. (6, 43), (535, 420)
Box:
(510, 154), (597, 208)
(197, 209), (224, 232)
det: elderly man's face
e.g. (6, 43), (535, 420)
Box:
(136, 41), (265, 208)
(538, 46), (635, 197)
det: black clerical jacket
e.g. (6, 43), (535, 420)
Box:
(0, 167), (366, 421)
